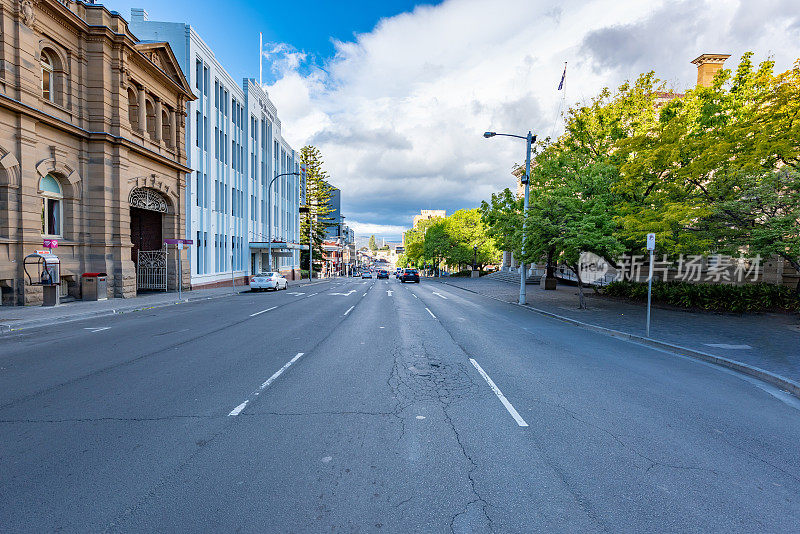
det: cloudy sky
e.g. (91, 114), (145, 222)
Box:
(261, 0), (800, 239)
(113, 0), (800, 240)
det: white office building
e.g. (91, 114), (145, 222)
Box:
(130, 9), (303, 287)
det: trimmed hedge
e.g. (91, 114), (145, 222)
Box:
(600, 280), (800, 313)
(450, 269), (491, 277)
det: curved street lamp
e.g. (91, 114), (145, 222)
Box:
(484, 130), (536, 305)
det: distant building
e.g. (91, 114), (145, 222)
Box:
(413, 210), (446, 228)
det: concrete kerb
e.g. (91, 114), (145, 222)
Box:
(0, 279), (332, 335)
(436, 279), (800, 400)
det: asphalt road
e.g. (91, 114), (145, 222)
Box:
(1, 276), (799, 533)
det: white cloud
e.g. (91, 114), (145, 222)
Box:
(347, 221), (408, 238)
(264, 0), (800, 233)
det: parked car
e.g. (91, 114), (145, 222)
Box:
(361, 271), (373, 279)
(377, 269), (389, 279)
(399, 268), (420, 283)
(250, 272), (288, 291)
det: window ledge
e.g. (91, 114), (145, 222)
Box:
(40, 98), (72, 117)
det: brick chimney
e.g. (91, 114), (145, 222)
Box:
(691, 53), (731, 88)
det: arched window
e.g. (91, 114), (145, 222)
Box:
(40, 51), (54, 102)
(128, 87), (139, 130)
(40, 174), (63, 237)
(145, 100), (156, 138)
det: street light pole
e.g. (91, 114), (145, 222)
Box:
(484, 130), (536, 305)
(267, 171), (300, 273)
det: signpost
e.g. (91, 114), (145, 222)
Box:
(646, 233), (655, 337)
(164, 239), (193, 299)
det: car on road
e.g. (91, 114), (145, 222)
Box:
(377, 269), (389, 279)
(250, 272), (288, 291)
(361, 271), (373, 279)
(399, 268), (420, 283)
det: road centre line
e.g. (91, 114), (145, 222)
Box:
(344, 305), (355, 316)
(425, 307), (437, 319)
(469, 358), (529, 427)
(228, 352), (305, 416)
(363, 293), (367, 296)
(432, 291), (448, 299)
(412, 294), (418, 299)
(229, 401), (248, 416)
(250, 306), (277, 317)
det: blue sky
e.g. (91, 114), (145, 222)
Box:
(106, 0), (442, 84)
(105, 0), (800, 241)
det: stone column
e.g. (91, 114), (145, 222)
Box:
(154, 98), (163, 142)
(170, 108), (178, 149)
(137, 86), (146, 134)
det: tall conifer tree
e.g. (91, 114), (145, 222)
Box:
(299, 146), (334, 274)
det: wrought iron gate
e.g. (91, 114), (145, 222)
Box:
(137, 247), (167, 290)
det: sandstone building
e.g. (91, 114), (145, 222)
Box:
(0, 0), (194, 305)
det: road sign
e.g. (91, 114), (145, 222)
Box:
(43, 239), (58, 248)
(646, 233), (655, 336)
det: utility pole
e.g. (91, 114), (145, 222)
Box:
(483, 130), (536, 305)
(520, 131), (532, 305)
(646, 233), (655, 337)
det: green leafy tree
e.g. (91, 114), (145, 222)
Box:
(299, 146), (334, 274)
(616, 54), (800, 278)
(403, 217), (439, 268)
(480, 188), (523, 262)
(368, 235), (377, 251)
(436, 209), (500, 269)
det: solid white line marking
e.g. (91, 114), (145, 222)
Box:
(84, 327), (111, 333)
(344, 305), (355, 316)
(228, 401), (249, 416)
(432, 292), (448, 299)
(258, 352), (304, 391)
(425, 307), (436, 319)
(412, 294), (418, 299)
(363, 292), (367, 296)
(250, 306), (277, 317)
(469, 358), (528, 427)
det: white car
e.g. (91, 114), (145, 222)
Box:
(250, 272), (288, 291)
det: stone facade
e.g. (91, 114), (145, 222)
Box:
(0, 0), (195, 305)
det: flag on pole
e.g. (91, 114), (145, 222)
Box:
(557, 63), (567, 90)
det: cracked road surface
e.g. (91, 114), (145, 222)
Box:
(1, 277), (799, 532)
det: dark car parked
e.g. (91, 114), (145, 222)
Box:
(399, 268), (420, 283)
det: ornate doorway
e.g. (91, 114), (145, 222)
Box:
(129, 188), (168, 291)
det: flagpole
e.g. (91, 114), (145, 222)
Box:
(549, 62), (567, 140)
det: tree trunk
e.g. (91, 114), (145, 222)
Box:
(572, 263), (586, 309)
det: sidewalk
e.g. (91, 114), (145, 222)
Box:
(0, 277), (329, 334)
(432, 276), (800, 386)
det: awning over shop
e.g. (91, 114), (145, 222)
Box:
(248, 241), (309, 252)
